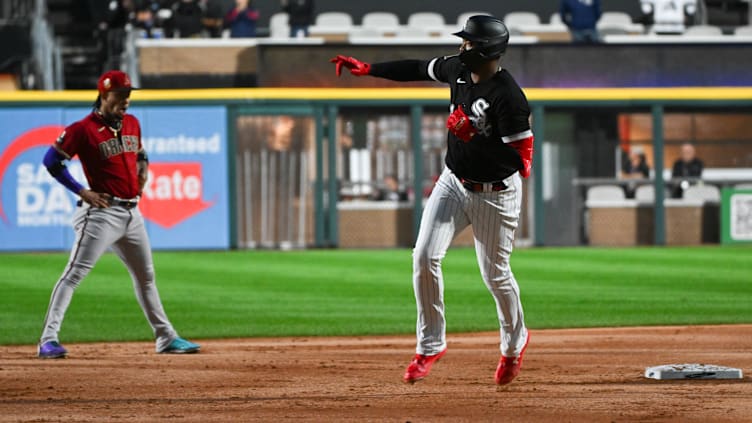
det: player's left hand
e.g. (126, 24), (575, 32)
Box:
(138, 174), (147, 194)
(330, 55), (371, 77)
(79, 189), (111, 208)
(446, 105), (477, 142)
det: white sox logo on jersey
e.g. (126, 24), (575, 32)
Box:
(469, 98), (492, 137)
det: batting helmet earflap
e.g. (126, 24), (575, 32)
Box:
(453, 15), (510, 59)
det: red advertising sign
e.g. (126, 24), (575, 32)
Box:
(139, 162), (215, 228)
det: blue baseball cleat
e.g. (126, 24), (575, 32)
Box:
(160, 337), (200, 354)
(38, 341), (68, 359)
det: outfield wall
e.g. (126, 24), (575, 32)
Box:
(0, 88), (751, 251)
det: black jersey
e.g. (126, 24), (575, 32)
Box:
(370, 55), (533, 182)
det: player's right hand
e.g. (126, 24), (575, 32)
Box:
(79, 189), (111, 208)
(446, 105), (477, 142)
(330, 55), (371, 77)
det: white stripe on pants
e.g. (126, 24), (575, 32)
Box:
(412, 167), (528, 357)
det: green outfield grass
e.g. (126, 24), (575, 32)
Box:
(1, 246), (750, 345)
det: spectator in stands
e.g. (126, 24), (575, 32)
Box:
(133, 0), (158, 37)
(280, 0), (314, 38)
(202, 0), (226, 37)
(89, 0), (133, 69)
(224, 0), (259, 38)
(88, 0), (132, 32)
(132, 0), (177, 38)
(622, 147), (650, 179)
(621, 146), (650, 197)
(560, 0), (602, 43)
(268, 116), (296, 151)
(167, 0), (205, 38)
(671, 143), (704, 197)
(373, 174), (409, 202)
(640, 0), (698, 34)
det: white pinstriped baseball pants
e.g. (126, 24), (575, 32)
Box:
(412, 167), (528, 357)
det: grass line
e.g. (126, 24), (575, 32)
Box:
(1, 246), (750, 345)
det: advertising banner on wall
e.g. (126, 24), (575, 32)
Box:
(0, 105), (229, 251)
(721, 188), (752, 245)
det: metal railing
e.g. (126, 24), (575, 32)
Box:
(28, 0), (62, 89)
(121, 25), (141, 87)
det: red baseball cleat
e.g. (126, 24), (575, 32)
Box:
(403, 348), (447, 383)
(495, 332), (530, 385)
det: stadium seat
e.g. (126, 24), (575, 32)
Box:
(634, 185), (655, 202)
(313, 12), (353, 28)
(393, 27), (433, 38)
(407, 12), (445, 30)
(503, 11), (541, 31)
(268, 12), (289, 38)
(597, 11), (635, 35)
(734, 26), (752, 36)
(634, 185), (673, 203)
(598, 12), (633, 27)
(309, 12), (354, 41)
(586, 185), (627, 202)
(683, 185), (721, 203)
(683, 25), (723, 36)
(347, 27), (383, 40)
(361, 12), (400, 29)
(547, 12), (568, 30)
(348, 26), (432, 42)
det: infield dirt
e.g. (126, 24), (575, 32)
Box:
(1, 325), (750, 422)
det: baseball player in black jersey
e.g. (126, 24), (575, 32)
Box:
(331, 15), (533, 385)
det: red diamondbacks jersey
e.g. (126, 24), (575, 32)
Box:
(427, 55), (532, 182)
(55, 112), (142, 199)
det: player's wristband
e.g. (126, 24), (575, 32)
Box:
(43, 147), (85, 194)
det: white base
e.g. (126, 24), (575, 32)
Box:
(645, 364), (743, 380)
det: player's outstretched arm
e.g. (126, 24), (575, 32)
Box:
(330, 56), (433, 82)
(330, 55), (371, 77)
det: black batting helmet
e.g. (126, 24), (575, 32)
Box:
(453, 15), (510, 59)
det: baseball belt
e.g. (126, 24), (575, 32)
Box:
(76, 197), (139, 209)
(459, 178), (508, 193)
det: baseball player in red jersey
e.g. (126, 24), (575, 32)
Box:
(37, 70), (200, 358)
(331, 15), (532, 385)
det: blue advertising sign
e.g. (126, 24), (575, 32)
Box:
(0, 105), (229, 251)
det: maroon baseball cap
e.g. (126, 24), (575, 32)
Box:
(97, 70), (137, 95)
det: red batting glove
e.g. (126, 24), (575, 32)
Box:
(510, 136), (534, 178)
(330, 55), (371, 77)
(446, 105), (477, 142)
